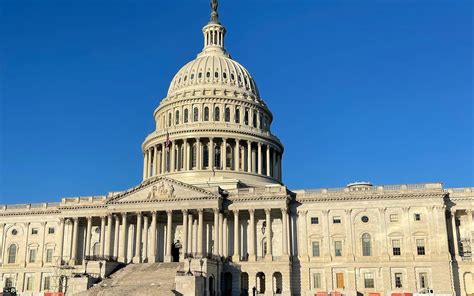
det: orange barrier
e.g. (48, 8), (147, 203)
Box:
(369, 293), (381, 296)
(391, 293), (413, 296)
(45, 293), (64, 296)
(316, 292), (328, 296)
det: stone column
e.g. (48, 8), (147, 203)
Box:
(165, 210), (173, 262)
(344, 209), (354, 260)
(149, 211), (157, 262)
(197, 209), (204, 257)
(222, 138), (227, 170)
(247, 141), (252, 172)
(235, 140), (240, 171)
(143, 150), (148, 180)
(119, 213), (128, 263)
(402, 207), (414, 259)
(378, 208), (389, 259)
(265, 208), (272, 261)
(70, 217), (79, 264)
(161, 143), (166, 173)
(223, 216), (228, 257)
(272, 148), (276, 177)
(113, 215), (120, 259)
(257, 143), (262, 174)
(188, 214), (194, 256)
(100, 216), (106, 257)
(170, 140), (176, 172)
(106, 215), (113, 259)
(451, 209), (460, 260)
(182, 210), (188, 259)
(248, 209), (256, 261)
(300, 210), (310, 261)
(197, 138), (202, 170)
(233, 210), (240, 261)
(468, 209), (473, 245)
(266, 145), (271, 176)
(219, 212), (224, 256)
(213, 209), (220, 256)
(153, 146), (159, 176)
(142, 215), (149, 261)
(281, 209), (289, 258)
(133, 212), (142, 263)
(209, 138), (214, 169)
(58, 218), (65, 262)
(85, 217), (92, 257)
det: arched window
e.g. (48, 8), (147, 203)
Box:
(273, 272), (283, 294)
(203, 144), (209, 168)
(262, 238), (267, 257)
(214, 107), (220, 121)
(362, 233), (371, 256)
(168, 113), (172, 127)
(193, 107), (199, 122)
(235, 107), (240, 123)
(225, 107), (230, 122)
(184, 109), (189, 123)
(204, 107), (210, 121)
(92, 242), (100, 257)
(8, 244), (17, 264)
(214, 145), (221, 169)
(175, 110), (180, 125)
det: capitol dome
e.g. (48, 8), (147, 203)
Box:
(141, 2), (283, 188)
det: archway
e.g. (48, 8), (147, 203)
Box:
(273, 272), (282, 294)
(224, 272), (232, 295)
(209, 275), (215, 296)
(256, 272), (265, 294)
(171, 242), (180, 262)
(240, 272), (249, 295)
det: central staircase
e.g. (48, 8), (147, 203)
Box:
(75, 262), (184, 296)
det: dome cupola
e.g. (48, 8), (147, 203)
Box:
(141, 0), (284, 188)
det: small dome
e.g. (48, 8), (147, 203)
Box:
(167, 54), (260, 99)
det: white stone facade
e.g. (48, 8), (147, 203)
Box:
(1, 2), (472, 296)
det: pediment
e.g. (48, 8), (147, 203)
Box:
(107, 177), (219, 204)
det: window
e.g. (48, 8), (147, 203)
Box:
(362, 233), (371, 256)
(214, 145), (221, 169)
(191, 144), (197, 168)
(193, 107), (199, 122)
(364, 272), (375, 288)
(313, 273), (322, 289)
(392, 239), (401, 256)
(226, 145), (232, 169)
(44, 276), (51, 291)
(198, 72), (202, 79)
(29, 249), (37, 263)
(394, 272), (403, 288)
(5, 277), (13, 288)
(235, 107), (240, 123)
(223, 72), (227, 79)
(46, 248), (54, 263)
(184, 109), (189, 123)
(336, 272), (344, 289)
(168, 113), (172, 127)
(225, 107), (230, 122)
(203, 145), (209, 168)
(416, 239), (426, 255)
(31, 228), (39, 235)
(361, 216), (369, 223)
(191, 73), (194, 80)
(419, 272), (428, 289)
(11, 229), (18, 236)
(25, 275), (34, 291)
(184, 75), (187, 81)
(204, 107), (209, 121)
(334, 241), (342, 257)
(253, 112), (257, 127)
(214, 107), (220, 121)
(8, 244), (17, 263)
(206, 71), (210, 78)
(244, 109), (249, 125)
(390, 214), (399, 222)
(312, 241), (320, 257)
(414, 213), (421, 221)
(214, 71), (218, 78)
(333, 216), (341, 224)
(175, 110), (179, 124)
(310, 217), (319, 224)
(230, 73), (235, 81)
(48, 227), (55, 234)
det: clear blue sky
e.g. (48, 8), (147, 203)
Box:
(1, 0), (472, 204)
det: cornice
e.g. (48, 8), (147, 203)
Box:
(296, 192), (447, 203)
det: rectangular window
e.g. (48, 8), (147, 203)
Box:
(31, 228), (39, 235)
(5, 277), (13, 288)
(334, 241), (342, 257)
(392, 239), (401, 256)
(44, 276), (51, 291)
(333, 216), (341, 224)
(311, 217), (319, 224)
(26, 276), (34, 291)
(414, 213), (421, 221)
(48, 227), (55, 234)
(29, 249), (37, 263)
(336, 272), (344, 289)
(46, 248), (54, 263)
(416, 239), (426, 255)
(313, 273), (322, 289)
(312, 241), (320, 257)
(364, 272), (375, 288)
(390, 214), (398, 222)
(394, 272), (403, 288)
(419, 272), (428, 289)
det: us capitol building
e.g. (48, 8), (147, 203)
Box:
(1, 2), (472, 296)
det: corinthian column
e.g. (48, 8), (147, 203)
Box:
(233, 210), (240, 261)
(142, 215), (149, 262)
(133, 212), (142, 263)
(85, 217), (92, 257)
(143, 150), (148, 180)
(58, 218), (65, 263)
(197, 209), (204, 257)
(149, 211), (157, 262)
(213, 209), (220, 256)
(209, 138), (214, 169)
(281, 209), (289, 258)
(119, 213), (128, 263)
(248, 209), (256, 261)
(247, 141), (251, 172)
(257, 143), (262, 174)
(70, 217), (79, 265)
(235, 140), (240, 171)
(165, 210), (173, 262)
(105, 215), (113, 259)
(100, 216), (106, 257)
(182, 210), (188, 260)
(113, 215), (120, 259)
(222, 138), (227, 170)
(266, 145), (271, 177)
(265, 209), (273, 261)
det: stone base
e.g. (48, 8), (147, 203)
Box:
(132, 256), (142, 263)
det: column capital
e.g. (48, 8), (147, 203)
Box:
(322, 209), (329, 216)
(151, 210), (157, 216)
(233, 209), (239, 216)
(100, 216), (106, 220)
(58, 217), (65, 223)
(258, 142), (262, 147)
(450, 208), (457, 215)
(121, 212), (128, 216)
(378, 207), (386, 214)
(281, 208), (288, 214)
(466, 209), (472, 215)
(213, 208), (220, 214)
(166, 209), (173, 215)
(197, 208), (204, 214)
(345, 209), (352, 215)
(182, 209), (188, 215)
(264, 208), (272, 215)
(402, 207), (410, 213)
(86, 216), (93, 221)
(248, 208), (255, 214)
(136, 211), (142, 216)
(297, 209), (308, 216)
(72, 217), (79, 221)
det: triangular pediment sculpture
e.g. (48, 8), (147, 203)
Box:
(107, 176), (219, 203)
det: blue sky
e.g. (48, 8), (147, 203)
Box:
(1, 0), (472, 204)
